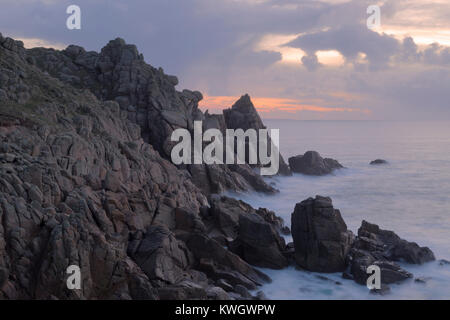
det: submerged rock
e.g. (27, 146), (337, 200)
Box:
(288, 151), (343, 176)
(439, 259), (450, 266)
(370, 159), (388, 165)
(291, 196), (354, 272)
(415, 276), (432, 284)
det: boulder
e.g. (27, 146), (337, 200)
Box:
(209, 196), (288, 269)
(231, 212), (288, 269)
(288, 151), (343, 175)
(291, 196), (354, 272)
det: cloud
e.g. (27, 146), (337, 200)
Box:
(1, 0), (450, 120)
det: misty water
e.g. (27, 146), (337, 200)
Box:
(227, 120), (450, 299)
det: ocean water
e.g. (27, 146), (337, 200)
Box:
(228, 120), (450, 300)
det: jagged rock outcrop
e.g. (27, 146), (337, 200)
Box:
(26, 39), (276, 195)
(0, 34), (288, 300)
(223, 94), (291, 176)
(288, 151), (343, 176)
(291, 196), (354, 272)
(358, 220), (435, 264)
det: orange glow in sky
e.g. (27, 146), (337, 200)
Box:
(199, 95), (370, 116)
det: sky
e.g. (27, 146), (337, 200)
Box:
(1, 0), (450, 120)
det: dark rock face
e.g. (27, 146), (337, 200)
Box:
(288, 151), (343, 176)
(223, 94), (292, 176)
(370, 159), (388, 165)
(291, 196), (354, 272)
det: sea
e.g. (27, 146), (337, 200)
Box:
(227, 120), (450, 300)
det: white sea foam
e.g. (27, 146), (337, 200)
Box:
(228, 120), (450, 300)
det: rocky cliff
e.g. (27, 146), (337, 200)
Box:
(0, 34), (291, 299)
